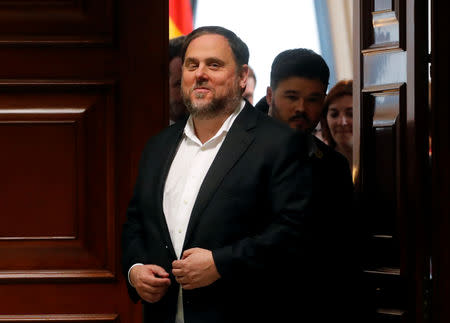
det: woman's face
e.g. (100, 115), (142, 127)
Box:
(326, 95), (353, 148)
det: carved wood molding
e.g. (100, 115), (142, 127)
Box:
(0, 80), (117, 282)
(0, 0), (114, 46)
(0, 270), (115, 282)
(0, 314), (118, 322)
(0, 79), (116, 88)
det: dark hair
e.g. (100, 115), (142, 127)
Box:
(169, 35), (186, 62)
(320, 80), (353, 148)
(181, 26), (249, 69)
(270, 48), (329, 90)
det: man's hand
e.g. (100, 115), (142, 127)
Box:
(129, 264), (171, 303)
(172, 248), (221, 290)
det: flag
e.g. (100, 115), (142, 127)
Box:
(169, 0), (193, 39)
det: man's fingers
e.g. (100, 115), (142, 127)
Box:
(181, 248), (197, 259)
(134, 268), (170, 292)
(149, 265), (170, 278)
(140, 275), (171, 288)
(137, 280), (168, 294)
(172, 268), (184, 276)
(132, 264), (172, 304)
(136, 265), (171, 287)
(175, 276), (193, 289)
(148, 276), (171, 287)
(136, 280), (170, 301)
(140, 290), (165, 303)
(172, 259), (184, 269)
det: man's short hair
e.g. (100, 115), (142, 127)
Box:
(169, 35), (186, 62)
(181, 26), (249, 69)
(270, 48), (329, 90)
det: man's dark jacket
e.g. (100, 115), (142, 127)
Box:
(297, 136), (367, 322)
(255, 95), (370, 322)
(121, 103), (313, 323)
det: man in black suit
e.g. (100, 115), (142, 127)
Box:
(121, 27), (312, 323)
(265, 48), (369, 322)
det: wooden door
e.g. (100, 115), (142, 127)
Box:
(0, 1), (168, 322)
(354, 0), (430, 322)
(430, 1), (450, 322)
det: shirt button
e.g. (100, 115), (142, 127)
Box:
(178, 229), (182, 234)
(183, 200), (188, 204)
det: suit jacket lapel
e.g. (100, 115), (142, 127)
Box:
(156, 121), (186, 260)
(183, 104), (258, 249)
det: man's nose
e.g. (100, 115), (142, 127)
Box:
(195, 64), (208, 81)
(293, 98), (305, 112)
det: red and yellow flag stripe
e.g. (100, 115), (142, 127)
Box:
(169, 0), (193, 39)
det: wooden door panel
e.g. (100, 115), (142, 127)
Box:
(362, 88), (403, 237)
(0, 83), (115, 280)
(0, 0), (113, 44)
(431, 1), (450, 322)
(355, 0), (429, 322)
(0, 0), (167, 321)
(0, 314), (118, 322)
(0, 49), (116, 78)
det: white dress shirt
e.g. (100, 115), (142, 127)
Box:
(130, 100), (245, 323)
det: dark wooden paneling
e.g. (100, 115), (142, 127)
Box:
(0, 0), (113, 45)
(362, 89), (402, 237)
(403, 1), (430, 322)
(0, 0), (167, 321)
(1, 122), (78, 239)
(0, 314), (118, 322)
(375, 309), (405, 322)
(364, 268), (406, 309)
(0, 82), (116, 281)
(431, 0), (450, 322)
(0, 283), (126, 313)
(355, 0), (430, 322)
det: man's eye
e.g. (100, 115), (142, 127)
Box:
(186, 63), (198, 70)
(305, 97), (321, 103)
(209, 63), (220, 69)
(286, 96), (298, 101)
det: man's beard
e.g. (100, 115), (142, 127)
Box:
(271, 101), (315, 133)
(182, 80), (241, 120)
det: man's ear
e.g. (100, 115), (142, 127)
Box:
(266, 86), (273, 116)
(266, 86), (272, 105)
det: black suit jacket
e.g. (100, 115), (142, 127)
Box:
(293, 136), (371, 322)
(226, 97), (370, 321)
(121, 103), (312, 323)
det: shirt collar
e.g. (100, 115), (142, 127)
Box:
(184, 100), (245, 146)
